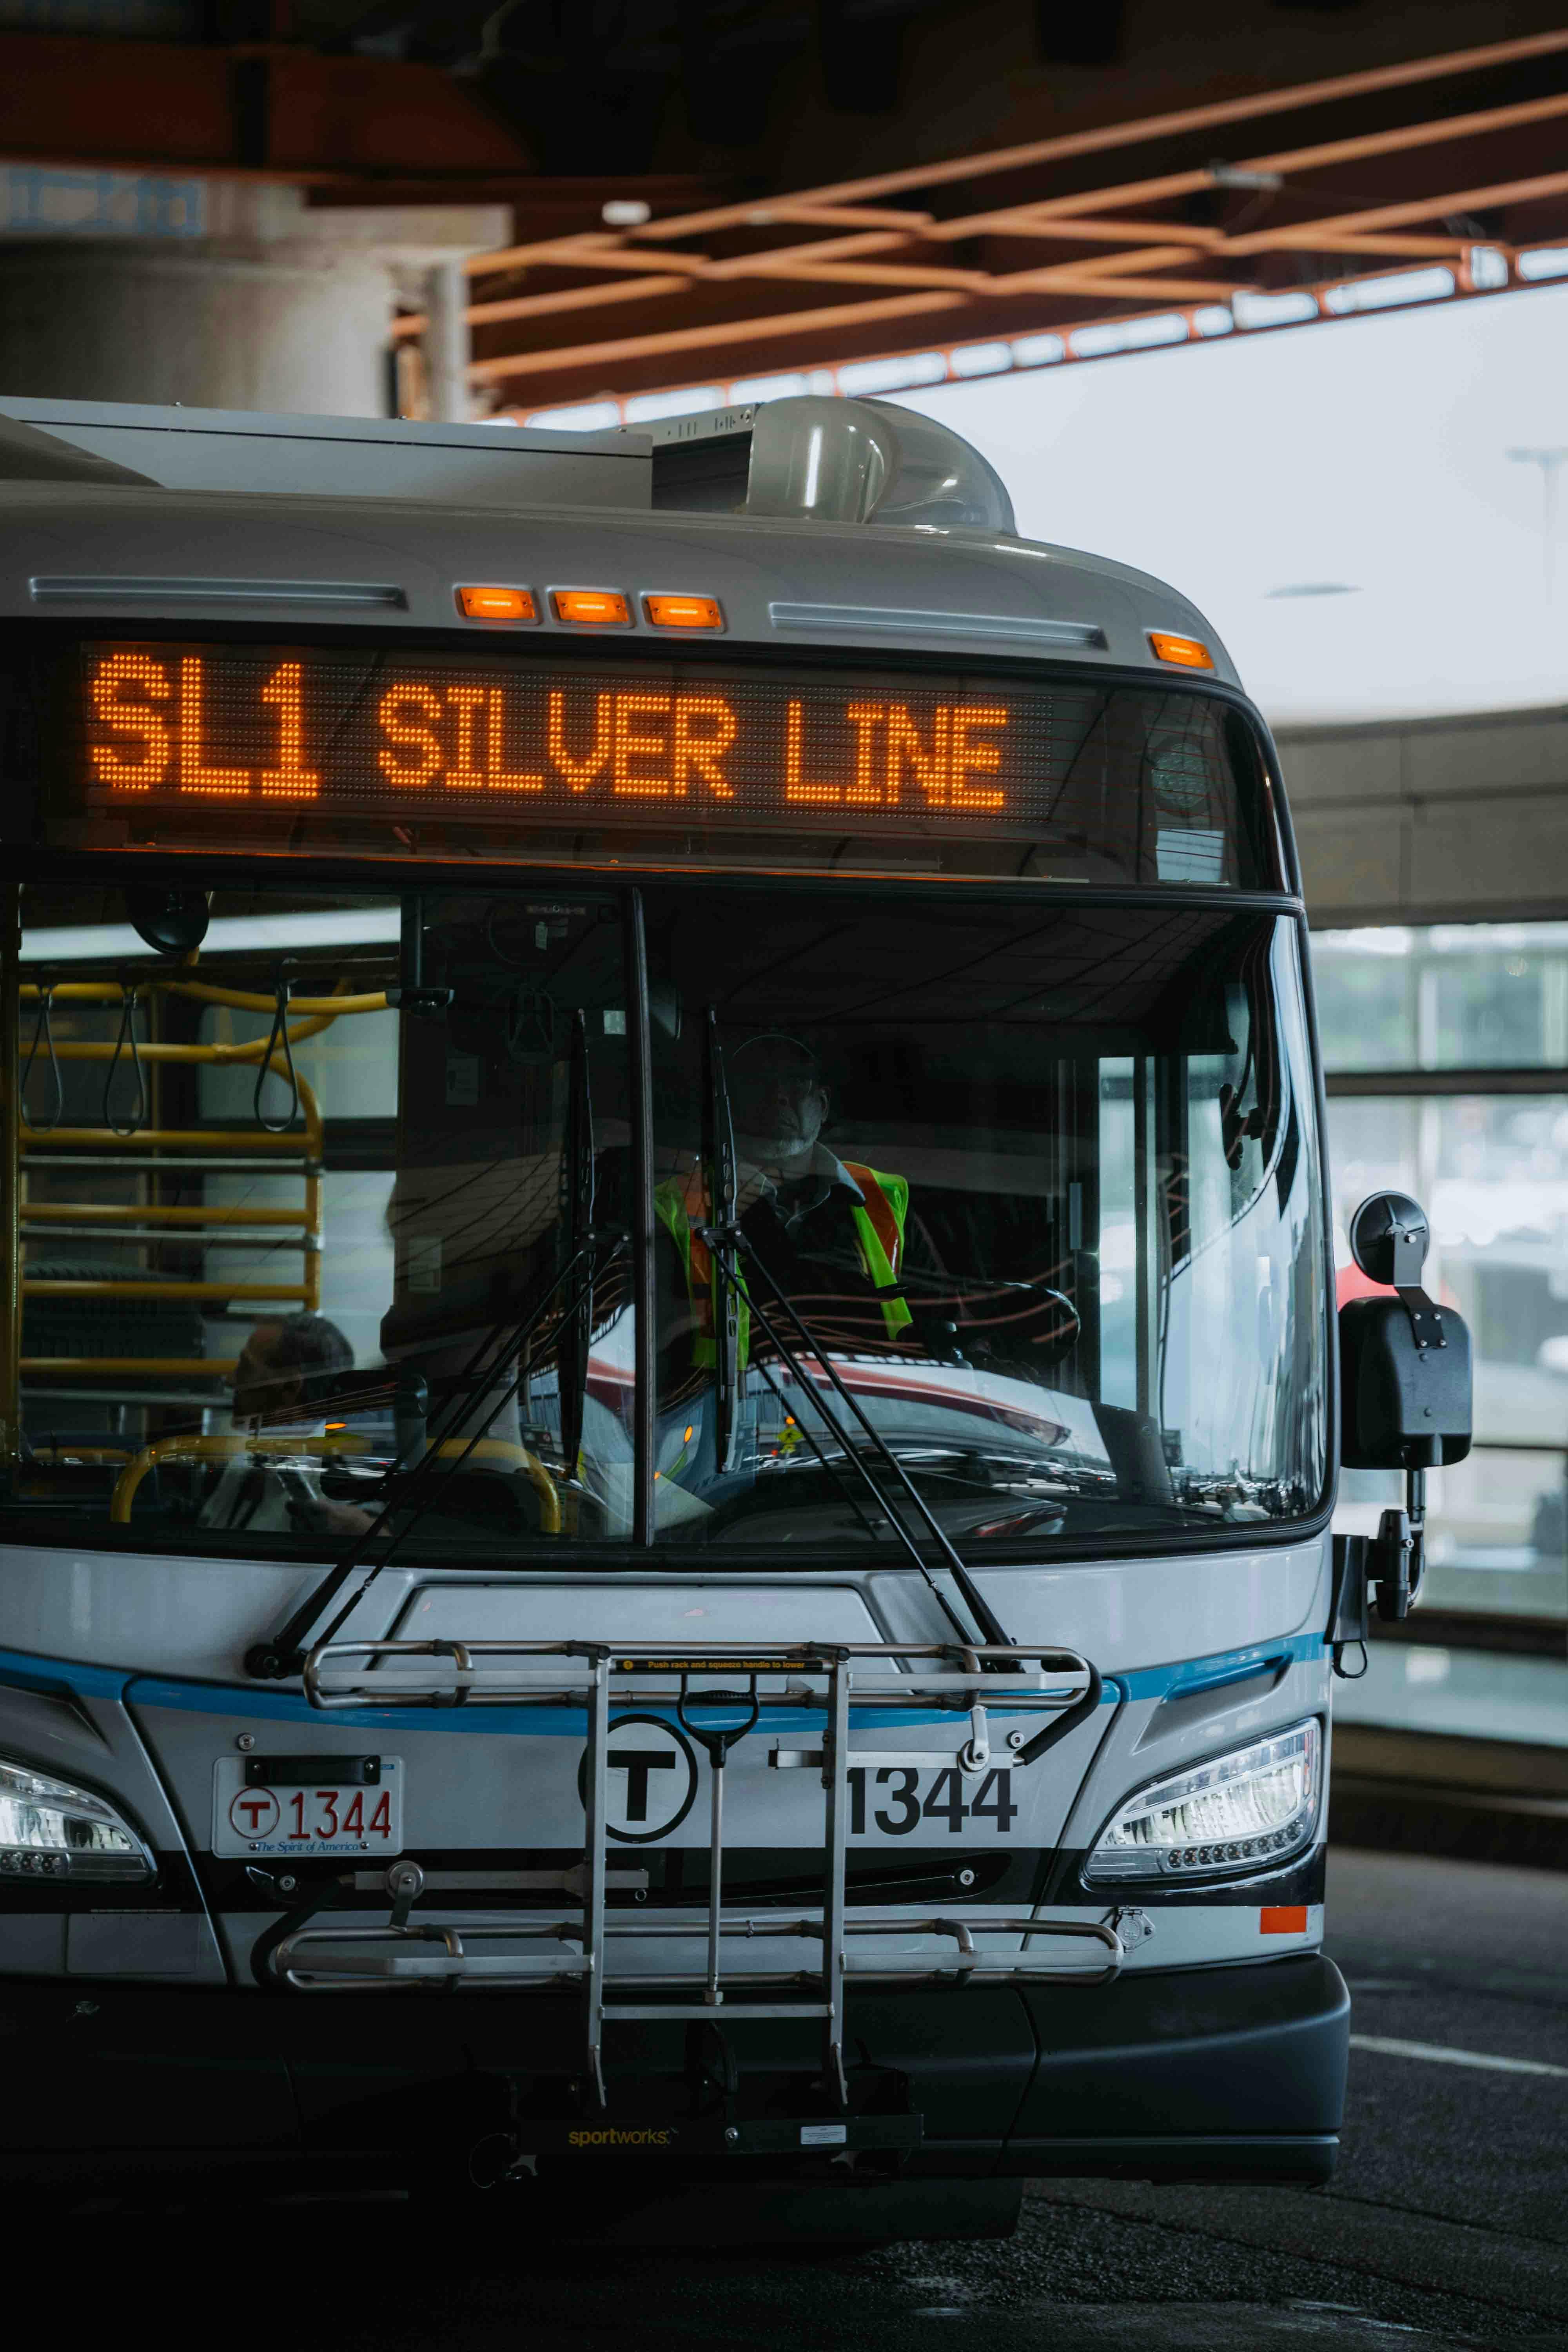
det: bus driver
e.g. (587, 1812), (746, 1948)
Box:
(652, 1034), (916, 1506)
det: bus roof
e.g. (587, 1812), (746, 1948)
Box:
(0, 395), (1238, 688)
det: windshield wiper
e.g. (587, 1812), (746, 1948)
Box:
(696, 1008), (1010, 1653)
(702, 1007), (746, 1478)
(246, 1226), (622, 1679)
(558, 1008), (595, 1480)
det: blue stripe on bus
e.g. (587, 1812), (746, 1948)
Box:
(0, 1631), (1327, 1734)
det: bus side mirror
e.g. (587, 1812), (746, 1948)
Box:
(1338, 1192), (1472, 1624)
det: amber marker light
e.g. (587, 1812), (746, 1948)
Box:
(1148, 630), (1214, 670)
(457, 586), (537, 622)
(644, 593), (724, 631)
(552, 589), (632, 626)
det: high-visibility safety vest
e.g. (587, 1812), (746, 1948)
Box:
(653, 1163), (914, 1370)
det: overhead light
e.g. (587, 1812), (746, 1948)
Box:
(1323, 265), (1454, 315)
(1266, 583), (1360, 599)
(21, 907), (401, 965)
(602, 199), (652, 228)
(1517, 245), (1568, 281)
(1071, 313), (1188, 359)
(1209, 163), (1284, 192)
(1233, 289), (1319, 330)
(1468, 245), (1509, 291)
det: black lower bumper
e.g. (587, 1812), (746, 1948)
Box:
(0, 1955), (1348, 2192)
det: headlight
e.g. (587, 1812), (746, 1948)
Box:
(0, 1756), (154, 1884)
(1085, 1719), (1321, 1883)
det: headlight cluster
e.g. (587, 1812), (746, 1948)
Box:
(1085, 1719), (1321, 1884)
(0, 1757), (153, 1883)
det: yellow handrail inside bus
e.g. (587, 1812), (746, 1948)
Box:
(8, 951), (387, 1451)
(109, 1434), (561, 1529)
(109, 1429), (374, 1520)
(20, 981), (390, 1018)
(31, 1445), (131, 1464)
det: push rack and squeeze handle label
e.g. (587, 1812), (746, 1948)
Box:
(611, 1656), (828, 1674)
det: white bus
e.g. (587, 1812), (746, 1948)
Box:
(0, 392), (1466, 2237)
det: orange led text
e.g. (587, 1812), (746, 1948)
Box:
(84, 651), (1013, 821)
(785, 698), (1007, 810)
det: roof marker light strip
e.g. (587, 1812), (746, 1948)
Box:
(769, 601), (1105, 647)
(30, 575), (408, 608)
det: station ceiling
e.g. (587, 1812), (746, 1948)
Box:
(6, 4), (1568, 413)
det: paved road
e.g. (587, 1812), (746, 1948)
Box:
(45, 1848), (1568, 2349)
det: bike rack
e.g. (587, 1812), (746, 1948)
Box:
(285, 1637), (1121, 2109)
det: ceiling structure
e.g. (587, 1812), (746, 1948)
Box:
(406, 28), (1568, 417)
(7, 7), (1568, 419)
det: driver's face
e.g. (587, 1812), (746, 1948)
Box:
(230, 1323), (298, 1423)
(730, 1046), (828, 1163)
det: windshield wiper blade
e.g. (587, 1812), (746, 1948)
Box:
(717, 1238), (1011, 1650)
(693, 1005), (1009, 1652)
(702, 1008), (745, 1477)
(558, 1007), (596, 1479)
(245, 1230), (621, 1678)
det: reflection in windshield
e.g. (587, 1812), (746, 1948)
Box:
(11, 886), (637, 1555)
(649, 895), (1327, 1547)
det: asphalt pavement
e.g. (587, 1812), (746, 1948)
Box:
(38, 1847), (1568, 2350)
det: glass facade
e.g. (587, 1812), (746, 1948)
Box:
(1315, 921), (1568, 1074)
(1317, 923), (1568, 1637)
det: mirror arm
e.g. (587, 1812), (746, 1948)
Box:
(1389, 1220), (1447, 1353)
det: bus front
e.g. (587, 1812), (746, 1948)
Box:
(0, 399), (1350, 2222)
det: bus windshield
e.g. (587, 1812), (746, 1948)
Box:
(6, 879), (1327, 1560)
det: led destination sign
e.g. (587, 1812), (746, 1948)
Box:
(53, 640), (1265, 884)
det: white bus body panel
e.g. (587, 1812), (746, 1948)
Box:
(0, 399), (651, 509)
(0, 1542), (1332, 1985)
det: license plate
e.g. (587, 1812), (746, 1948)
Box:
(212, 1757), (403, 1858)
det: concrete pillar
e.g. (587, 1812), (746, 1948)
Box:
(0, 183), (508, 419)
(0, 240), (395, 416)
(423, 259), (472, 425)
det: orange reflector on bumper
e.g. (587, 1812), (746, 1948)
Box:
(1260, 1905), (1308, 1935)
(553, 589), (631, 626)
(1149, 630), (1214, 670)
(644, 593), (723, 630)
(456, 585), (536, 622)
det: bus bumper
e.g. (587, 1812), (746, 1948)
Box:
(0, 1954), (1347, 2191)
